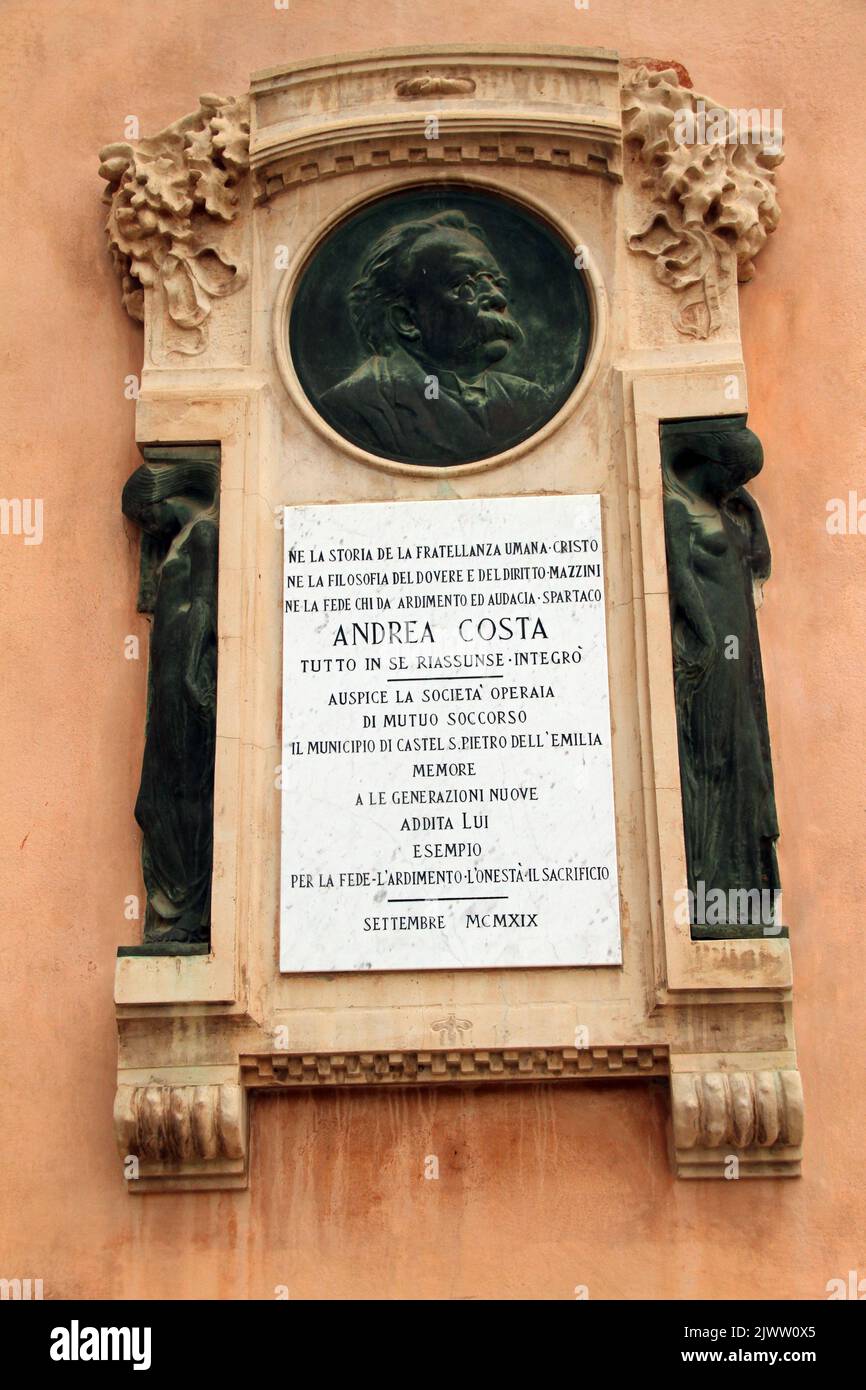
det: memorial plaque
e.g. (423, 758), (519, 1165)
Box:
(280, 495), (621, 972)
(106, 52), (804, 1192)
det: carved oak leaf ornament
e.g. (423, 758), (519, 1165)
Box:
(622, 67), (782, 339)
(99, 94), (250, 354)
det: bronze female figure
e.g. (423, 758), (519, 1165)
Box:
(662, 417), (782, 938)
(122, 454), (219, 946)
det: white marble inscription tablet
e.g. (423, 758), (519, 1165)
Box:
(280, 495), (621, 972)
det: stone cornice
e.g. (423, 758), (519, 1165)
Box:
(250, 45), (622, 203)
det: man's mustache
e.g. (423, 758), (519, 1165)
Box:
(473, 310), (524, 346)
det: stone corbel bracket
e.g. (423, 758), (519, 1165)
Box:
(671, 1064), (803, 1178)
(98, 94), (250, 354)
(622, 65), (782, 339)
(114, 1081), (247, 1192)
(249, 46), (623, 204)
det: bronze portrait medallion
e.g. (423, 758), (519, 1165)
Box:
(289, 186), (592, 467)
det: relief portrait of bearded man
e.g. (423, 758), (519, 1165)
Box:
(318, 210), (555, 466)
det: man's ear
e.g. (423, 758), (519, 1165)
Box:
(388, 302), (420, 342)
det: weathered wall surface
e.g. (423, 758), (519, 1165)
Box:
(1, 0), (864, 1299)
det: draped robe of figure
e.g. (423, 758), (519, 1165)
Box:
(122, 460), (219, 946)
(136, 518), (217, 942)
(663, 422), (781, 936)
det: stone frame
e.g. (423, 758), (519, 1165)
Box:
(105, 46), (801, 1191)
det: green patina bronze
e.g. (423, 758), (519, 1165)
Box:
(291, 187), (591, 467)
(662, 417), (784, 940)
(119, 445), (219, 954)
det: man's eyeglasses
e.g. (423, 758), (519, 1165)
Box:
(449, 272), (509, 302)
